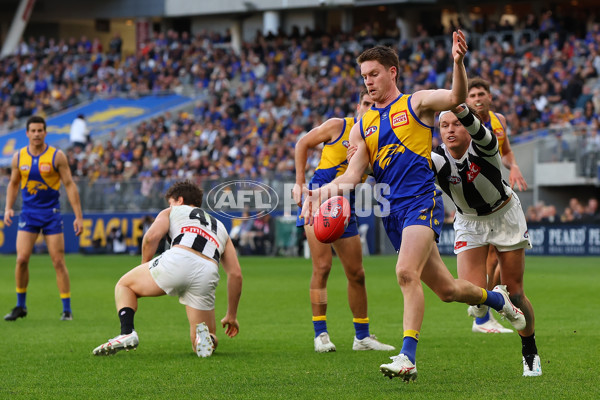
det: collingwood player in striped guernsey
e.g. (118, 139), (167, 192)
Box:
(432, 104), (541, 376)
(93, 180), (242, 358)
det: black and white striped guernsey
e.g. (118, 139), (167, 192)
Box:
(432, 107), (512, 216)
(168, 205), (229, 263)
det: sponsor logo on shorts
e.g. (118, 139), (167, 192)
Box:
(466, 163), (481, 182)
(523, 230), (529, 239)
(391, 111), (409, 128)
(455, 241), (467, 250)
(418, 215), (427, 220)
(448, 175), (461, 184)
(365, 126), (378, 137)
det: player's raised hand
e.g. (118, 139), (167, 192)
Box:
(452, 30), (468, 64)
(221, 315), (240, 338)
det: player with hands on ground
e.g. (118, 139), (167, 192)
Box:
(92, 180), (242, 357)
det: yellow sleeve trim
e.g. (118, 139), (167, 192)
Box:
(352, 317), (370, 324)
(312, 315), (327, 322)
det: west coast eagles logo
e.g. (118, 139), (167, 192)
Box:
(375, 144), (406, 170)
(26, 180), (48, 195)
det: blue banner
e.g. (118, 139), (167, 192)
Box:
(0, 94), (192, 166)
(436, 223), (600, 256)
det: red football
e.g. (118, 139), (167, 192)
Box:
(314, 196), (351, 243)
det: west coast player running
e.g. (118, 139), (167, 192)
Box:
(303, 31), (526, 382)
(433, 104), (541, 376)
(293, 89), (394, 352)
(93, 180), (242, 357)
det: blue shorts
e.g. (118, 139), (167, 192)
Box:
(18, 209), (64, 235)
(382, 191), (444, 252)
(296, 202), (359, 238)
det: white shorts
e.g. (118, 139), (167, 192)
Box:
(453, 194), (532, 254)
(148, 246), (220, 310)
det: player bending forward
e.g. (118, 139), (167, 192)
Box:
(93, 180), (242, 357)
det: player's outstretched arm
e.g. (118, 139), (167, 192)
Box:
(141, 208), (171, 263)
(412, 30), (468, 121)
(220, 238), (242, 338)
(3, 152), (21, 226)
(293, 118), (344, 206)
(55, 150), (84, 236)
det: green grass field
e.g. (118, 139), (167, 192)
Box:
(1, 254), (598, 400)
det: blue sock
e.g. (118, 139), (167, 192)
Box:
(353, 318), (370, 340)
(475, 309), (491, 325)
(313, 317), (327, 337)
(17, 291), (27, 308)
(401, 336), (418, 364)
(61, 297), (71, 313)
(482, 290), (505, 311)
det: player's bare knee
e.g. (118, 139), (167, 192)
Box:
(345, 267), (365, 285)
(436, 286), (456, 303)
(396, 267), (417, 287)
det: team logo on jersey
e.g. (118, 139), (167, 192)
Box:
(20, 165), (30, 171)
(39, 163), (52, 173)
(466, 163), (481, 182)
(365, 126), (378, 137)
(455, 241), (467, 250)
(375, 144), (406, 170)
(391, 111), (409, 128)
(342, 140), (349, 148)
(381, 112), (388, 121)
(448, 176), (461, 184)
(26, 180), (48, 195)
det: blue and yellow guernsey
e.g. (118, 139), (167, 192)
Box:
(360, 94), (437, 212)
(485, 111), (506, 156)
(309, 117), (363, 189)
(18, 145), (61, 210)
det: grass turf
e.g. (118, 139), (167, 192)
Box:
(0, 254), (598, 399)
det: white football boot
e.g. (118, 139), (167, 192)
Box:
(467, 304), (489, 319)
(493, 285), (526, 331)
(93, 331), (139, 356)
(196, 322), (215, 358)
(352, 335), (395, 351)
(314, 332), (336, 353)
(380, 354), (417, 382)
(472, 311), (513, 333)
(523, 354), (542, 376)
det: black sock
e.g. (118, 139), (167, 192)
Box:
(520, 331), (538, 357)
(118, 307), (135, 335)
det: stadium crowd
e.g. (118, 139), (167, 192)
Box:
(1, 11), (600, 215)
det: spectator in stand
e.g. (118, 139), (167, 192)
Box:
(69, 114), (89, 150)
